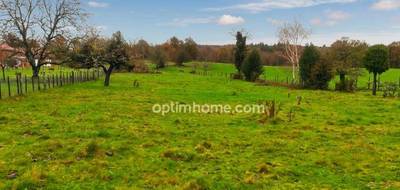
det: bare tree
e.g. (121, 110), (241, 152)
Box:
(278, 20), (310, 80)
(0, 0), (86, 77)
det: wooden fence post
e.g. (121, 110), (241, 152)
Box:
(37, 76), (41, 91)
(18, 73), (22, 95)
(52, 75), (55, 88)
(16, 75), (20, 95)
(60, 73), (63, 86)
(47, 76), (50, 89)
(24, 75), (27, 94)
(32, 77), (35, 92)
(0, 80), (2, 99)
(56, 74), (59, 86)
(43, 75), (47, 90)
(7, 76), (11, 97)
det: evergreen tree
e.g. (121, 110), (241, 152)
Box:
(299, 44), (320, 88)
(310, 56), (334, 90)
(241, 49), (264, 82)
(234, 31), (247, 73)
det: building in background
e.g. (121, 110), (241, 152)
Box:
(0, 43), (29, 68)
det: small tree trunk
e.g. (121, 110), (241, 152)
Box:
(339, 73), (346, 87)
(32, 65), (40, 78)
(372, 72), (377, 96)
(104, 72), (111, 87)
(103, 67), (114, 87)
(292, 63), (296, 80)
(339, 73), (346, 90)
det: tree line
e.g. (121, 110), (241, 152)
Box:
(227, 26), (392, 96)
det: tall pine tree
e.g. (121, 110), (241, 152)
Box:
(234, 31), (247, 73)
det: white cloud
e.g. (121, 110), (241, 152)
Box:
(217, 15), (245, 25)
(205, 0), (357, 12)
(163, 17), (215, 27)
(161, 15), (245, 27)
(327, 10), (350, 20)
(310, 10), (350, 26)
(267, 18), (284, 26)
(88, 1), (109, 8)
(371, 0), (400, 10)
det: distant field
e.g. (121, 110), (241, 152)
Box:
(185, 62), (400, 89)
(0, 62), (399, 189)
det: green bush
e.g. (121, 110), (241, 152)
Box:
(241, 49), (263, 82)
(335, 79), (357, 92)
(310, 56), (334, 90)
(299, 44), (320, 87)
(152, 48), (167, 69)
(299, 45), (334, 90)
(383, 82), (399, 98)
(176, 50), (187, 67)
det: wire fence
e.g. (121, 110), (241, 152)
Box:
(0, 69), (103, 100)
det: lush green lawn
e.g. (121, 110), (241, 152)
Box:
(0, 63), (399, 189)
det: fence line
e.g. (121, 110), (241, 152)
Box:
(190, 70), (400, 90)
(0, 69), (103, 100)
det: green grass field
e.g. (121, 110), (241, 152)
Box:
(0, 63), (399, 189)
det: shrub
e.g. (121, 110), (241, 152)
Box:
(259, 100), (281, 124)
(299, 44), (320, 87)
(335, 79), (356, 92)
(152, 48), (167, 69)
(190, 62), (199, 74)
(116, 60), (135, 72)
(241, 49), (264, 82)
(231, 73), (243, 80)
(382, 82), (399, 98)
(132, 60), (150, 73)
(176, 50), (187, 66)
(299, 46), (334, 90)
(310, 56), (334, 90)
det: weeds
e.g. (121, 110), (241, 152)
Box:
(259, 100), (281, 123)
(382, 82), (399, 98)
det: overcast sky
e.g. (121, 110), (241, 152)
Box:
(85, 0), (400, 46)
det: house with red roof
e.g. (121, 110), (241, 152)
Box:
(0, 43), (29, 68)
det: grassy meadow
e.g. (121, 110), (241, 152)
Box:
(0, 63), (399, 189)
